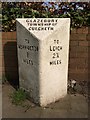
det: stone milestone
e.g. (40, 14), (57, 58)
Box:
(16, 18), (70, 106)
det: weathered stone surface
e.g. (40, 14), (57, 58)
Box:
(16, 18), (70, 106)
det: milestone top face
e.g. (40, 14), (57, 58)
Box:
(16, 18), (70, 41)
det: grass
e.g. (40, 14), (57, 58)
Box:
(10, 88), (27, 106)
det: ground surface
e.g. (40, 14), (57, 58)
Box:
(2, 83), (88, 118)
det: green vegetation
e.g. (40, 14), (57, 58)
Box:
(10, 88), (27, 105)
(2, 2), (90, 32)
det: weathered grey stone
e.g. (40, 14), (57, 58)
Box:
(16, 18), (70, 106)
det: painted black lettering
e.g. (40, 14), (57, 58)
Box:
(25, 39), (29, 44)
(52, 53), (59, 58)
(50, 46), (52, 51)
